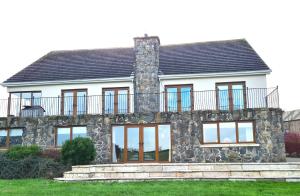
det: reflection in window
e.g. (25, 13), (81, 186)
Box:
(118, 90), (128, 113)
(9, 92), (42, 117)
(158, 125), (171, 161)
(202, 122), (254, 144)
(62, 90), (87, 116)
(63, 92), (73, 116)
(77, 91), (87, 115)
(0, 129), (8, 148)
(217, 82), (245, 110)
(217, 85), (229, 110)
(143, 127), (156, 161)
(73, 127), (87, 139)
(112, 126), (124, 163)
(9, 128), (23, 146)
(238, 122), (254, 142)
(104, 90), (114, 114)
(166, 85), (192, 112)
(232, 85), (244, 110)
(219, 122), (236, 143)
(167, 88), (178, 112)
(57, 128), (70, 147)
(203, 124), (218, 143)
(181, 87), (192, 111)
(56, 126), (87, 147)
(103, 88), (129, 114)
(127, 127), (139, 161)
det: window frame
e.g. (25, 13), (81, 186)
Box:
(164, 84), (194, 112)
(111, 123), (172, 163)
(102, 87), (130, 114)
(61, 89), (88, 116)
(55, 126), (88, 147)
(215, 81), (246, 111)
(8, 91), (42, 116)
(201, 121), (255, 144)
(0, 128), (24, 149)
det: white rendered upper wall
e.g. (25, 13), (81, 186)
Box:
(6, 74), (267, 95)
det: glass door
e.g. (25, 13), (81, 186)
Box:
(143, 126), (156, 161)
(112, 124), (171, 163)
(126, 126), (140, 162)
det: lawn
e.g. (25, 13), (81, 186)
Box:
(0, 179), (300, 196)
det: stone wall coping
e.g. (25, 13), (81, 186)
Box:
(200, 143), (260, 148)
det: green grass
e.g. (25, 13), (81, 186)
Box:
(0, 179), (300, 196)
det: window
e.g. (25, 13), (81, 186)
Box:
(165, 84), (193, 112)
(0, 128), (23, 148)
(203, 124), (218, 143)
(238, 122), (254, 142)
(202, 122), (254, 144)
(62, 89), (87, 116)
(219, 122), (236, 143)
(103, 88), (129, 114)
(55, 126), (87, 147)
(216, 82), (246, 111)
(9, 91), (42, 116)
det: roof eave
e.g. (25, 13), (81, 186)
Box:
(1, 76), (134, 88)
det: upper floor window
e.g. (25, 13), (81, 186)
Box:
(202, 121), (255, 144)
(103, 88), (129, 114)
(216, 82), (246, 111)
(55, 126), (87, 147)
(165, 84), (193, 112)
(9, 91), (42, 116)
(61, 89), (87, 116)
(0, 128), (23, 148)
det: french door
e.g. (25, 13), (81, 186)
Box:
(112, 124), (171, 163)
(61, 89), (87, 116)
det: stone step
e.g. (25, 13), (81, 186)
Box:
(57, 162), (300, 182)
(55, 177), (300, 182)
(63, 170), (300, 179)
(71, 163), (300, 173)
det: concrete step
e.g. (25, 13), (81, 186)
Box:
(56, 162), (300, 182)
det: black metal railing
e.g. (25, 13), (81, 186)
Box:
(0, 87), (279, 118)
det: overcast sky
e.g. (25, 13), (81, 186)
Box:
(0, 0), (299, 111)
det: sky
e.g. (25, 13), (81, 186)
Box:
(0, 0), (299, 111)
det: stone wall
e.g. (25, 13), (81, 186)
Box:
(133, 35), (160, 113)
(0, 108), (286, 163)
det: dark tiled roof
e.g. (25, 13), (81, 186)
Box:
(3, 39), (270, 83)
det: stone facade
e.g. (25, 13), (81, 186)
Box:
(0, 108), (286, 163)
(133, 35), (160, 113)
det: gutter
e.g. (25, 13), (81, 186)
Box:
(1, 76), (134, 87)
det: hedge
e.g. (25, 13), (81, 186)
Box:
(0, 153), (69, 179)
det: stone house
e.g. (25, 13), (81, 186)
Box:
(0, 35), (285, 163)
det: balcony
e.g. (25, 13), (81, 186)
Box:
(0, 87), (279, 118)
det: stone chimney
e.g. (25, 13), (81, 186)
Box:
(133, 35), (160, 113)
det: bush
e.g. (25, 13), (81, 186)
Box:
(285, 132), (300, 157)
(6, 145), (41, 160)
(61, 137), (95, 165)
(40, 149), (62, 162)
(0, 153), (69, 179)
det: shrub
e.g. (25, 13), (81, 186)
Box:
(0, 153), (69, 179)
(6, 145), (41, 160)
(40, 149), (62, 162)
(61, 137), (96, 165)
(285, 132), (300, 157)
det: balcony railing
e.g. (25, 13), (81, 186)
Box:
(0, 87), (279, 118)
